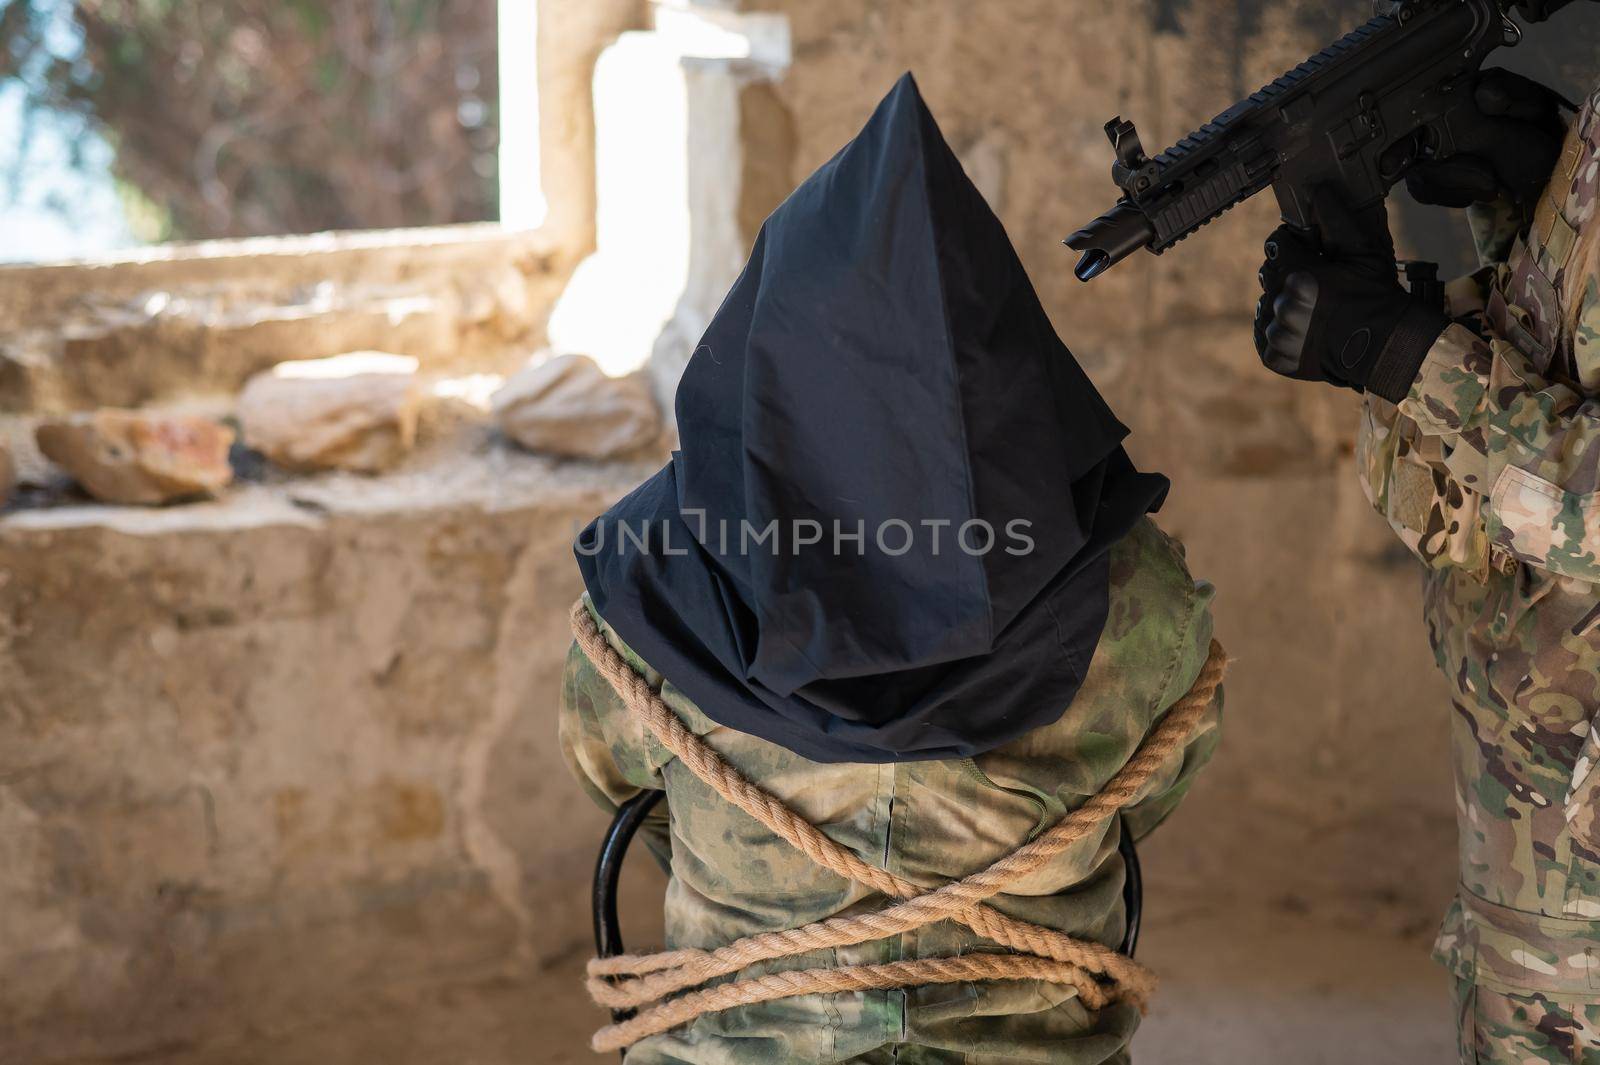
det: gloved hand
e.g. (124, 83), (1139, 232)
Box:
(1404, 68), (1567, 208)
(1254, 187), (1447, 402)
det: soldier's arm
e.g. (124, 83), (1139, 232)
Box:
(1120, 585), (1224, 842)
(558, 597), (672, 867)
(1386, 281), (1600, 582)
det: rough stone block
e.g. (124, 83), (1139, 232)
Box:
(34, 410), (234, 505)
(238, 352), (423, 474)
(492, 354), (660, 460)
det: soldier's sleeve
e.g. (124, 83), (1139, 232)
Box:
(1466, 197), (1533, 268)
(1120, 581), (1223, 843)
(558, 596), (672, 867)
(1388, 285), (1600, 583)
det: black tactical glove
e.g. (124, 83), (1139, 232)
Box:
(1404, 68), (1567, 208)
(1254, 188), (1447, 402)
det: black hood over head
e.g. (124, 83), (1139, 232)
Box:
(576, 74), (1168, 763)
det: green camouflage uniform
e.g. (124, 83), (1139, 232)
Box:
(1358, 85), (1600, 1063)
(560, 518), (1221, 1064)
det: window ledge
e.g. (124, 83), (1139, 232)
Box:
(0, 223), (577, 415)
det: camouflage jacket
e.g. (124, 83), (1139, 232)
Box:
(1358, 78), (1600, 585)
(1357, 85), (1600, 1002)
(560, 518), (1221, 1064)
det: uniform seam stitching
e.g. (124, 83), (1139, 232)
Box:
(1151, 550), (1204, 724)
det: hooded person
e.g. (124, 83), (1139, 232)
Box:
(560, 74), (1224, 1064)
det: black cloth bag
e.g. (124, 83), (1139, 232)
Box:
(577, 74), (1168, 763)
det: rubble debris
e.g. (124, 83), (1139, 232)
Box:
(492, 354), (660, 460)
(35, 411), (235, 505)
(238, 352), (423, 474)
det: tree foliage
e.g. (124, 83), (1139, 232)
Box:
(0, 0), (499, 240)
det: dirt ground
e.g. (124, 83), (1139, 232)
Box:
(83, 916), (1449, 1065)
(48, 860), (1454, 1065)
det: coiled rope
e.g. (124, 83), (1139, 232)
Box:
(570, 599), (1226, 1053)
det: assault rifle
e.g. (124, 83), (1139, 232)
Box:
(1066, 0), (1525, 281)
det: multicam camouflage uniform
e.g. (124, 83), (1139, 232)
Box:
(560, 518), (1222, 1064)
(1359, 85), (1600, 1063)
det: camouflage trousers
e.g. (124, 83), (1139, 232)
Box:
(1454, 979), (1600, 1064)
(563, 523), (1220, 1064)
(1425, 565), (1600, 1064)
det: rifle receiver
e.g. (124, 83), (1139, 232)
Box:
(1064, 0), (1515, 281)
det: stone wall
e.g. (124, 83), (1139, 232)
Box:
(0, 5), (661, 1057)
(0, 227), (567, 415)
(0, 457), (655, 1061)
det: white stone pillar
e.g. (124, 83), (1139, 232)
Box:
(498, 0), (547, 230)
(544, 2), (791, 426)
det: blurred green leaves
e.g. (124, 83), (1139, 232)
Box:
(0, 0), (500, 241)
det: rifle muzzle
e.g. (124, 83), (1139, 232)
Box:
(1065, 202), (1156, 281)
